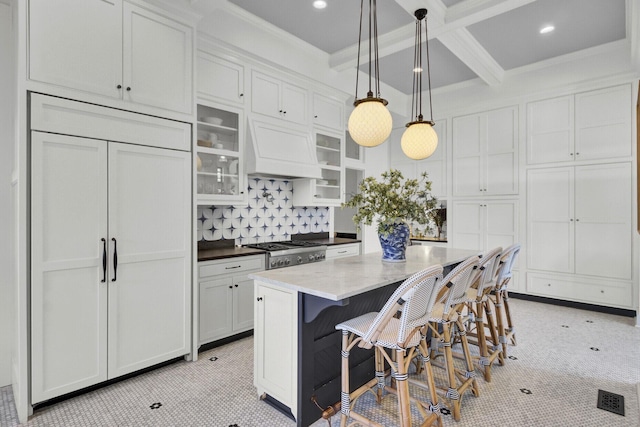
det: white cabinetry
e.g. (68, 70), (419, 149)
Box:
(527, 163), (632, 280)
(197, 51), (245, 105)
(452, 106), (518, 196)
(293, 130), (344, 206)
(312, 93), (344, 131)
(390, 120), (447, 198)
(31, 130), (190, 403)
(254, 282), (298, 417)
(196, 102), (246, 205)
(29, 0), (193, 114)
(451, 200), (518, 252)
(251, 70), (308, 126)
(527, 85), (632, 164)
(325, 243), (360, 260)
(199, 255), (265, 345)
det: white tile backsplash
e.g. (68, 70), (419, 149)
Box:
(197, 177), (330, 244)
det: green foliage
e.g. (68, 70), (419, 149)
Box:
(342, 169), (438, 235)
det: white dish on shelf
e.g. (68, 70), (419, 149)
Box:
(213, 143), (224, 149)
(318, 160), (329, 165)
(317, 179), (329, 185)
(201, 117), (223, 125)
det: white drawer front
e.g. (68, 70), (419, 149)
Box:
(199, 256), (264, 278)
(326, 244), (360, 259)
(527, 274), (632, 308)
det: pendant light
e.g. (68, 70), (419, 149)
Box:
(348, 0), (392, 147)
(401, 8), (438, 160)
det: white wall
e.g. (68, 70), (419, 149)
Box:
(0, 0), (15, 387)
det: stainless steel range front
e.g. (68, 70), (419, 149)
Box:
(246, 241), (327, 269)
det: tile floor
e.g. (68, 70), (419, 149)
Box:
(1, 298), (639, 426)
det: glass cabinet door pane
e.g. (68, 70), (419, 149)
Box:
(197, 151), (241, 196)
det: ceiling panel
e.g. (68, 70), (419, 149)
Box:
(228, 0), (414, 54)
(362, 39), (478, 94)
(467, 0), (626, 70)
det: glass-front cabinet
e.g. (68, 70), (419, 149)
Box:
(196, 102), (246, 205)
(293, 130), (344, 206)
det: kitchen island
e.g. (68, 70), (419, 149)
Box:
(249, 246), (479, 427)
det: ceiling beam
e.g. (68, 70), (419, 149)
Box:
(438, 28), (504, 86)
(329, 0), (529, 86)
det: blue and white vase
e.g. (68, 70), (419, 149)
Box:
(378, 221), (410, 262)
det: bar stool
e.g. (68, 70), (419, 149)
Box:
(335, 264), (444, 427)
(460, 247), (504, 382)
(425, 255), (481, 422)
(490, 243), (521, 358)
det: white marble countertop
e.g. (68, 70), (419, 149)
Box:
(249, 246), (480, 301)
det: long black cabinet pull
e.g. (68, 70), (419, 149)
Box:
(101, 238), (107, 283)
(111, 238), (118, 282)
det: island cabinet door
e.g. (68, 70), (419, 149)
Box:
(254, 282), (298, 414)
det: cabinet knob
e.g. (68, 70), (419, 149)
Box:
(117, 84), (122, 89)
(575, 152), (579, 155)
(234, 284), (238, 287)
(575, 218), (579, 222)
(570, 218), (573, 221)
(570, 153), (574, 156)
(279, 109), (283, 113)
(126, 87), (131, 91)
(314, 115), (318, 118)
(547, 283), (551, 286)
(239, 93), (244, 97)
(257, 297), (263, 301)
(283, 111), (287, 115)
(229, 285), (233, 289)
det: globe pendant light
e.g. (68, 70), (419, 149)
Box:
(401, 8), (438, 160)
(348, 0), (392, 147)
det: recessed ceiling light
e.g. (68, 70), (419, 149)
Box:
(313, 0), (327, 9)
(539, 25), (555, 34)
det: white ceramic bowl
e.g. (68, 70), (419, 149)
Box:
(317, 179), (329, 185)
(201, 117), (223, 126)
(318, 160), (329, 165)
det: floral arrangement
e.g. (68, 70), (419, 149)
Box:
(342, 169), (438, 236)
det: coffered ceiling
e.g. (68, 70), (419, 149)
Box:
(187, 0), (639, 94)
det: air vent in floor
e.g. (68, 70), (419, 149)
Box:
(597, 389), (625, 416)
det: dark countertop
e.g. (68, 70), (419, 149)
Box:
(198, 246), (266, 262)
(196, 235), (360, 262)
(410, 236), (448, 243)
(306, 237), (361, 246)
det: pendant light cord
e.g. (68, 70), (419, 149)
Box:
(354, 0), (364, 101)
(425, 16), (434, 124)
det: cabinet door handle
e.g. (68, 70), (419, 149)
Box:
(111, 238), (118, 282)
(338, 250), (347, 254)
(101, 238), (107, 283)
(257, 297), (263, 301)
(225, 265), (242, 270)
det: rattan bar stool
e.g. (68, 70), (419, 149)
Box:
(335, 264), (445, 427)
(460, 247), (504, 382)
(424, 255), (481, 422)
(489, 243), (521, 358)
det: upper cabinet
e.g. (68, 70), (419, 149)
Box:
(28, 0), (193, 115)
(197, 52), (245, 106)
(196, 102), (246, 205)
(389, 120), (447, 199)
(452, 106), (518, 196)
(312, 93), (344, 131)
(293, 130), (344, 206)
(527, 84), (632, 164)
(251, 70), (308, 126)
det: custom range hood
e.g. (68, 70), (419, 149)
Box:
(246, 118), (322, 179)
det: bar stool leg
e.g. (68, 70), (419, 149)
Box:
(418, 339), (443, 427)
(493, 292), (509, 358)
(440, 322), (462, 421)
(340, 330), (350, 427)
(456, 317), (479, 397)
(503, 290), (517, 346)
(395, 349), (411, 427)
(474, 300), (492, 382)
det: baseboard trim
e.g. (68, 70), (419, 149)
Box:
(198, 330), (254, 353)
(509, 292), (637, 317)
